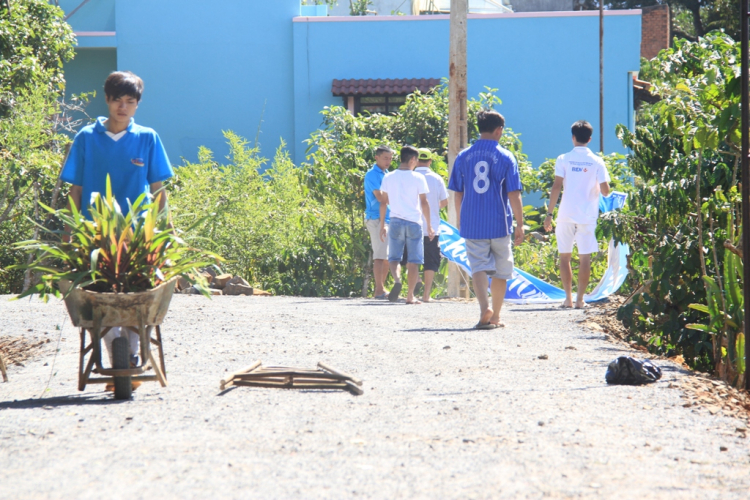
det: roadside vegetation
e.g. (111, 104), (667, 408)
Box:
(0, 0), (79, 294)
(602, 33), (745, 386)
(0, 2), (744, 384)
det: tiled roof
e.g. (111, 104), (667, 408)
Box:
(331, 78), (441, 96)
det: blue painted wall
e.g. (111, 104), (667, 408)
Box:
(58, 0), (115, 32)
(63, 49), (117, 123)
(59, 0), (117, 133)
(293, 13), (641, 167)
(60, 3), (641, 170)
(113, 0), (299, 164)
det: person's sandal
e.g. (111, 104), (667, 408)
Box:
(388, 282), (402, 302)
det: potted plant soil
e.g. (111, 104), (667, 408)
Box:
(12, 178), (219, 399)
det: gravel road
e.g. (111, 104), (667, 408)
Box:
(1, 294), (749, 499)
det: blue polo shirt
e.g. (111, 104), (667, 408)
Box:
(448, 139), (522, 240)
(60, 117), (174, 216)
(364, 164), (390, 222)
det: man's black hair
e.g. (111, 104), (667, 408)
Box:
(400, 145), (419, 163)
(104, 71), (144, 101)
(571, 120), (593, 143)
(374, 145), (394, 156)
(477, 110), (505, 133)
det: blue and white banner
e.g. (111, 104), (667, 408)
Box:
(437, 222), (472, 275)
(437, 191), (629, 304)
(599, 191), (628, 213)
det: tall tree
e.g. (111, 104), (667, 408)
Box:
(573, 0), (740, 42)
(0, 0), (77, 293)
(0, 0), (75, 114)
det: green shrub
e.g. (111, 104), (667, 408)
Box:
(167, 132), (363, 296)
(0, 0), (78, 293)
(0, 87), (82, 293)
(602, 33), (742, 372)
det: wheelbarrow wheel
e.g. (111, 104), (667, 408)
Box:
(112, 337), (132, 400)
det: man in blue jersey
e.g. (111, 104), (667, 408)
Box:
(364, 145), (397, 299)
(60, 71), (174, 371)
(448, 111), (524, 329)
(543, 120), (610, 309)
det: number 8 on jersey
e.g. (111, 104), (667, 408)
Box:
(473, 161), (490, 194)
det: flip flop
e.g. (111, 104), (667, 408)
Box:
(559, 303), (572, 309)
(574, 303), (589, 309)
(414, 282), (424, 296)
(474, 322), (499, 330)
(374, 293), (387, 300)
(405, 299), (422, 305)
(388, 282), (402, 302)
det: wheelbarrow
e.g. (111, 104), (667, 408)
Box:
(58, 278), (177, 400)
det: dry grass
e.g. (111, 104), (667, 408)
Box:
(0, 335), (49, 367)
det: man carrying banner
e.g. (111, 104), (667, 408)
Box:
(448, 111), (525, 329)
(415, 148), (448, 302)
(543, 120), (611, 309)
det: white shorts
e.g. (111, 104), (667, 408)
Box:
(365, 219), (388, 260)
(555, 222), (598, 254)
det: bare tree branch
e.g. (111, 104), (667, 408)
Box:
(0, 182), (32, 226)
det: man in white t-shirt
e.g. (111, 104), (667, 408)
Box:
(543, 120), (611, 309)
(415, 148), (448, 302)
(379, 145), (436, 304)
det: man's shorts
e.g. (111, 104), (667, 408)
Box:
(423, 236), (441, 272)
(400, 236), (439, 270)
(388, 217), (423, 264)
(365, 218), (388, 260)
(555, 222), (598, 254)
(465, 236), (513, 280)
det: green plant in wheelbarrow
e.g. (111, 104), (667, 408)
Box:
(10, 176), (221, 399)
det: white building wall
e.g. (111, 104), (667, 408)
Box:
(328, 0), (414, 16)
(327, 0), (516, 16)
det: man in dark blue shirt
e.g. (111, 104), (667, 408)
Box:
(448, 110), (524, 329)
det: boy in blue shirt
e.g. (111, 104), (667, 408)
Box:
(448, 111), (524, 329)
(61, 71), (173, 219)
(60, 71), (174, 369)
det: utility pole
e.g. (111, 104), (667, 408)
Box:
(741, 0), (749, 390)
(599, 0), (604, 153)
(447, 0), (468, 298)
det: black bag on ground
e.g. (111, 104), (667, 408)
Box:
(605, 356), (662, 385)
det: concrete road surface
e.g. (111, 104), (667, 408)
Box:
(1, 295), (749, 499)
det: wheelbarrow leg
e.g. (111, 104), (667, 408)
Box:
(80, 309), (103, 391)
(79, 328), (97, 391)
(138, 309), (166, 387)
(78, 327), (86, 390)
(137, 309), (149, 370)
(153, 326), (167, 380)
